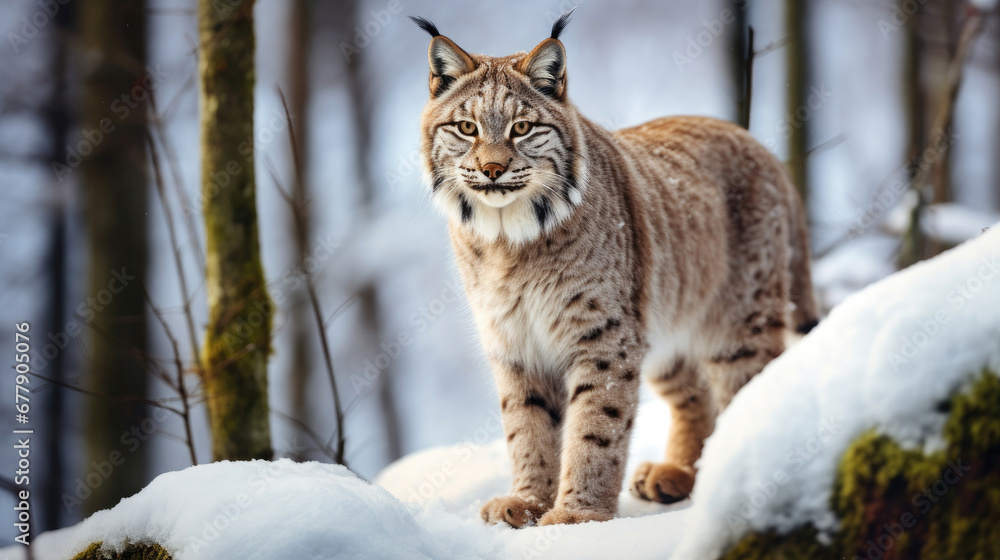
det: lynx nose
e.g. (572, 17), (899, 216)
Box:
(481, 162), (507, 181)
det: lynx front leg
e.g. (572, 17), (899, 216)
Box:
(539, 336), (642, 525)
(481, 360), (563, 528)
(631, 358), (716, 504)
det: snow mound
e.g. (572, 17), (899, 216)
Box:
(14, 402), (689, 560)
(673, 224), (1000, 559)
(50, 460), (494, 560)
(373, 396), (695, 559)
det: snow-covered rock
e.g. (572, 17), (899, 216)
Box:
(673, 224), (1000, 559)
(31, 460), (496, 560)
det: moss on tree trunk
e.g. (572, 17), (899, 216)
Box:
(720, 369), (1000, 560)
(198, 0), (273, 461)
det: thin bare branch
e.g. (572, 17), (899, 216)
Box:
(271, 87), (346, 464)
(144, 287), (199, 465)
(27, 370), (184, 416)
(145, 130), (204, 380)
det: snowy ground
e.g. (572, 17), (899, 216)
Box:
(0, 392), (691, 560)
(3, 226), (997, 560)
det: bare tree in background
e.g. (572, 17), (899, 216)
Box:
(40, 0), (74, 530)
(286, 0), (315, 460)
(995, 10), (1000, 211)
(198, 0), (273, 461)
(900, 0), (985, 267)
(332, 0), (404, 462)
(928, 0), (958, 211)
(901, 0), (958, 264)
(79, 0), (150, 514)
(730, 1), (751, 128)
(900, 1), (930, 268)
(785, 0), (811, 208)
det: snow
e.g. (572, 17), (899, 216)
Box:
(1, 389), (692, 560)
(9, 460), (494, 560)
(672, 224), (1000, 559)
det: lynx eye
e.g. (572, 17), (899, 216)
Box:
(457, 121), (478, 136)
(511, 121), (533, 137)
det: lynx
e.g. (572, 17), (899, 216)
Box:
(413, 13), (818, 527)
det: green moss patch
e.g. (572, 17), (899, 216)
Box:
(721, 369), (1000, 560)
(71, 541), (172, 560)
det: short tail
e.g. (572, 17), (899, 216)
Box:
(787, 180), (819, 334)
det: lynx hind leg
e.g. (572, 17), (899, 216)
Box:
(631, 358), (715, 504)
(708, 316), (786, 411)
(709, 200), (793, 410)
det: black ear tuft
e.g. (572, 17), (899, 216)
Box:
(550, 7), (576, 40)
(410, 16), (440, 38)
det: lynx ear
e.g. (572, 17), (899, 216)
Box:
(517, 39), (567, 100)
(517, 9), (573, 100)
(410, 17), (476, 97)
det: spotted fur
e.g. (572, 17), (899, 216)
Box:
(414, 14), (818, 527)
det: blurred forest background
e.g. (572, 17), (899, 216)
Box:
(1, 0), (998, 540)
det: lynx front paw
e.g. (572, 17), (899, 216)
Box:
(630, 461), (695, 504)
(480, 495), (550, 528)
(538, 506), (613, 526)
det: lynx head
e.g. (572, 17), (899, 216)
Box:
(413, 11), (589, 244)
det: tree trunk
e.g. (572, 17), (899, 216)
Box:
(900, 2), (983, 268)
(731, 1), (750, 128)
(899, 5), (929, 269)
(41, 0), (74, 530)
(928, 0), (956, 209)
(785, 0), (810, 208)
(79, 0), (150, 515)
(287, 0), (314, 460)
(198, 0), (273, 461)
